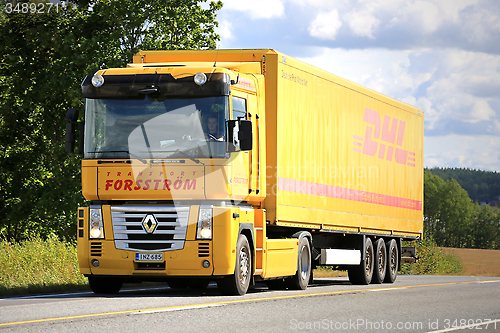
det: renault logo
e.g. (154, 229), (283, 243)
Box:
(141, 214), (158, 234)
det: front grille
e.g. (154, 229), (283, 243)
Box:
(111, 206), (189, 251)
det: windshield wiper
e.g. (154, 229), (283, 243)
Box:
(152, 149), (202, 164)
(91, 150), (148, 164)
(172, 149), (201, 164)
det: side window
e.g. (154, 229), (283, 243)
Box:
(232, 96), (247, 120)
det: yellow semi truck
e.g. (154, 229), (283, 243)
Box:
(65, 49), (423, 295)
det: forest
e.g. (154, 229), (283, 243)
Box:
(427, 167), (500, 204)
(424, 170), (500, 249)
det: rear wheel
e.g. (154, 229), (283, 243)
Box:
(285, 237), (311, 290)
(217, 234), (252, 295)
(88, 276), (122, 294)
(372, 238), (387, 284)
(384, 239), (398, 283)
(348, 237), (374, 285)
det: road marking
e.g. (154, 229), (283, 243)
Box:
(133, 303), (227, 314)
(370, 287), (408, 292)
(1, 279), (499, 327)
(427, 319), (500, 332)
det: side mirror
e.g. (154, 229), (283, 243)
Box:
(238, 120), (252, 151)
(65, 108), (80, 154)
(227, 119), (252, 152)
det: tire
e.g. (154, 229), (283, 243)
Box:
(285, 237), (312, 290)
(372, 238), (387, 284)
(88, 276), (122, 294)
(217, 234), (252, 295)
(348, 237), (374, 285)
(384, 239), (398, 283)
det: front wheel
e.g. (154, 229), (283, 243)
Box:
(88, 276), (122, 294)
(217, 234), (252, 295)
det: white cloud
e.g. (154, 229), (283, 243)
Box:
(221, 0), (285, 19)
(216, 20), (234, 47)
(404, 1), (441, 33)
(424, 50), (500, 128)
(298, 47), (431, 98)
(308, 10), (342, 40)
(425, 135), (500, 171)
(345, 10), (380, 38)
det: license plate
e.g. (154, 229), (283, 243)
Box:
(135, 253), (163, 262)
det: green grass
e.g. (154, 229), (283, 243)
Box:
(0, 235), (88, 296)
(400, 239), (464, 275)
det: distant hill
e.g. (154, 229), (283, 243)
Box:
(427, 167), (500, 204)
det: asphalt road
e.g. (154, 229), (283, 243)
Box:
(1, 275), (500, 332)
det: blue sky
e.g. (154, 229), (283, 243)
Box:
(214, 0), (500, 172)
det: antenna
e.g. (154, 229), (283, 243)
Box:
(213, 45), (220, 68)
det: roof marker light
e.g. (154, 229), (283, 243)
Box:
(194, 72), (207, 86)
(91, 74), (104, 87)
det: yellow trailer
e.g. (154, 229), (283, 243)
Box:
(66, 49), (423, 295)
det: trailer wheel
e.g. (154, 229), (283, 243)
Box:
(286, 237), (311, 290)
(348, 237), (374, 285)
(88, 276), (122, 294)
(384, 239), (398, 283)
(372, 238), (387, 284)
(217, 234), (252, 295)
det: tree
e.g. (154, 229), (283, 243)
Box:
(423, 171), (474, 247)
(0, 0), (222, 241)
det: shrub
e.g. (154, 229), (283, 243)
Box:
(400, 239), (463, 275)
(0, 234), (87, 296)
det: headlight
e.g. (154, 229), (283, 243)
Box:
(89, 207), (104, 239)
(197, 206), (213, 239)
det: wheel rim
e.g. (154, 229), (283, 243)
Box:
(365, 247), (372, 276)
(299, 244), (310, 280)
(389, 246), (397, 275)
(378, 246), (386, 275)
(238, 246), (250, 284)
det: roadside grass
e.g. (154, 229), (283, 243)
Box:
(440, 247), (500, 277)
(400, 239), (463, 275)
(0, 235), (88, 296)
(313, 266), (347, 278)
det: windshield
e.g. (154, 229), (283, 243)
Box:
(84, 96), (229, 160)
